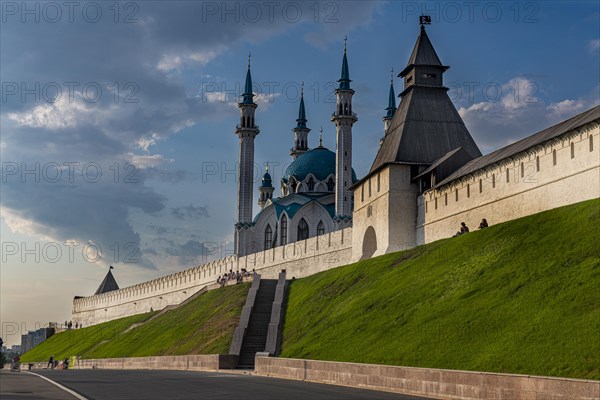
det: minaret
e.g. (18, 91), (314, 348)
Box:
(290, 83), (310, 159)
(383, 68), (396, 135)
(258, 163), (274, 210)
(331, 36), (357, 222)
(234, 53), (260, 256)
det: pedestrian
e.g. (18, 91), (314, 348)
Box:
(47, 355), (54, 369)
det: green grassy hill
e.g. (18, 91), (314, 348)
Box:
(280, 199), (600, 379)
(22, 283), (249, 362)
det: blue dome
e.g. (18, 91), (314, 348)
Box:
(283, 147), (357, 182)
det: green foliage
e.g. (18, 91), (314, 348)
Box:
(21, 283), (249, 361)
(280, 199), (600, 379)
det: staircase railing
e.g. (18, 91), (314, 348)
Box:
(229, 274), (261, 356)
(264, 271), (287, 356)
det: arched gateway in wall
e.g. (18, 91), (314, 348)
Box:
(362, 226), (377, 259)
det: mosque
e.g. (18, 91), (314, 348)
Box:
(233, 38), (359, 256)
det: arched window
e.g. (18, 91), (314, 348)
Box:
(307, 176), (315, 191)
(264, 225), (272, 250)
(317, 221), (325, 236)
(327, 177), (334, 191)
(290, 178), (297, 194)
(280, 214), (288, 245)
(297, 218), (309, 240)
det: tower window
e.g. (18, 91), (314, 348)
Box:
(553, 149), (557, 166)
(297, 218), (309, 241)
(444, 193), (448, 206)
(492, 174), (496, 188)
(435, 197), (438, 210)
(317, 221), (325, 236)
(479, 179), (483, 193)
(264, 225), (273, 250)
(361, 185), (364, 202)
(571, 142), (575, 159)
(590, 135), (594, 152)
(506, 168), (510, 183)
(455, 189), (458, 202)
(536, 156), (540, 172)
(307, 177), (315, 191)
(377, 173), (381, 192)
(467, 184), (470, 198)
(368, 179), (372, 197)
(280, 214), (288, 245)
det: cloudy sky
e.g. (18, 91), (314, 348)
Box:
(1, 1), (598, 345)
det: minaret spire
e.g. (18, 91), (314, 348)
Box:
(383, 67), (396, 136)
(290, 81), (310, 159)
(242, 52), (254, 105)
(338, 35), (351, 90)
(331, 37), (357, 225)
(235, 54), (260, 256)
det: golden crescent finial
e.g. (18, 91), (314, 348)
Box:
(319, 126), (323, 147)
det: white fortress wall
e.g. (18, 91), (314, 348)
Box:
(73, 228), (352, 327)
(417, 121), (599, 244)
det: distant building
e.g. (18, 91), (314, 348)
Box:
(20, 327), (55, 354)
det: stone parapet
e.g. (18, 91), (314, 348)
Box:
(255, 356), (600, 400)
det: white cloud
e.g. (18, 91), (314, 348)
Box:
(588, 39), (600, 53)
(156, 49), (221, 72)
(458, 76), (594, 152)
(546, 99), (586, 119)
(128, 153), (173, 169)
(7, 96), (114, 130)
(157, 55), (183, 72)
(1, 206), (57, 242)
(137, 133), (161, 152)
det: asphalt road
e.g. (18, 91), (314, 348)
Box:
(2, 369), (433, 400)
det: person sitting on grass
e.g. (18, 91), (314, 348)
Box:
(453, 222), (470, 237)
(479, 218), (489, 229)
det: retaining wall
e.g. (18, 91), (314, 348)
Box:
(255, 356), (600, 400)
(27, 355), (237, 371)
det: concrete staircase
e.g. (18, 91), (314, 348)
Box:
(237, 279), (277, 369)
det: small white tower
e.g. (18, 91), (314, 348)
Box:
(331, 37), (357, 224)
(258, 163), (274, 210)
(234, 54), (260, 256)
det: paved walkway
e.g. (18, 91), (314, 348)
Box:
(0, 369), (81, 400)
(28, 369), (432, 400)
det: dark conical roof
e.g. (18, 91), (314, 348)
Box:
(296, 88), (307, 129)
(370, 26), (481, 173)
(338, 42), (352, 90)
(241, 56), (255, 105)
(385, 80), (396, 119)
(95, 269), (119, 295)
(399, 25), (447, 77)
